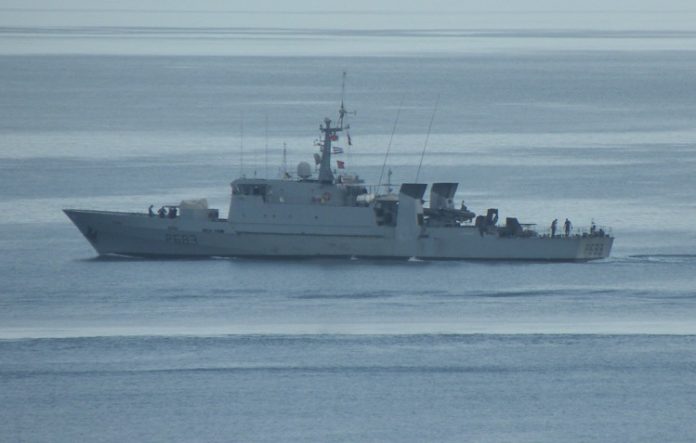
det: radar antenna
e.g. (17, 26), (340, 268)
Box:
(337, 71), (355, 128)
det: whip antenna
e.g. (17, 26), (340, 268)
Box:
(378, 96), (405, 190)
(239, 112), (245, 178)
(415, 94), (440, 183)
(264, 113), (269, 178)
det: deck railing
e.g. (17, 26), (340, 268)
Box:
(538, 225), (613, 238)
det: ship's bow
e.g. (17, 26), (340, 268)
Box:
(63, 209), (118, 255)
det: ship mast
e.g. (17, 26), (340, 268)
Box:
(318, 118), (342, 183)
(318, 72), (353, 184)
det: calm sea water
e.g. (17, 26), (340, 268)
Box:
(2, 16), (696, 442)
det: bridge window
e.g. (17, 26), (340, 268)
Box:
(233, 184), (269, 197)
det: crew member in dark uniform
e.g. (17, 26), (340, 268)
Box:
(551, 219), (558, 237)
(564, 218), (572, 237)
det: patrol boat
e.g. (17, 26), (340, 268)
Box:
(64, 100), (613, 261)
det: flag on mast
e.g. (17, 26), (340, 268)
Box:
(336, 160), (345, 169)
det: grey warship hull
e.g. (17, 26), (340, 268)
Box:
(64, 87), (614, 261)
(64, 208), (613, 261)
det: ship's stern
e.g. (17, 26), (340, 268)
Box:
(576, 235), (614, 260)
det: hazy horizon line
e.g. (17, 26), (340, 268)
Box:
(3, 7), (696, 15)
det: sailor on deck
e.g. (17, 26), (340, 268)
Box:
(551, 219), (558, 237)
